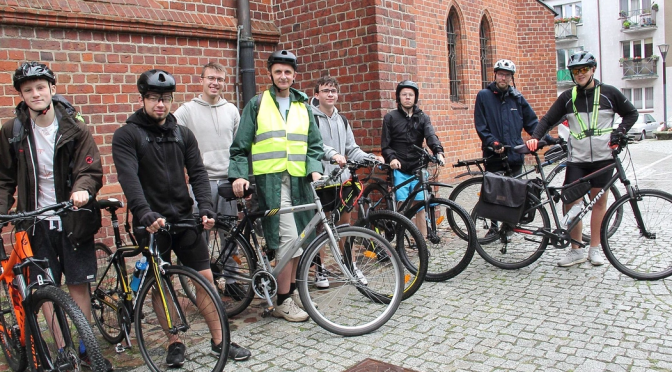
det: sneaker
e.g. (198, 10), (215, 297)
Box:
(166, 342), (186, 367)
(79, 350), (114, 371)
(272, 298), (309, 322)
(354, 266), (368, 286)
(588, 247), (604, 266)
(557, 249), (587, 267)
(315, 272), (329, 289)
(211, 339), (251, 361)
(484, 224), (499, 239)
(291, 289), (317, 310)
(223, 282), (246, 301)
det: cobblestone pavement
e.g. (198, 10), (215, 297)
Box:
(1, 139), (671, 372)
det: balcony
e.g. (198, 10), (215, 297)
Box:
(556, 69), (575, 87)
(621, 57), (659, 80)
(555, 20), (579, 42)
(620, 9), (657, 33)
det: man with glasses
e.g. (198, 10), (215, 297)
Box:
(474, 59), (540, 176)
(526, 51), (638, 267)
(112, 69), (250, 366)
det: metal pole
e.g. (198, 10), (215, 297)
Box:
(658, 44), (669, 129)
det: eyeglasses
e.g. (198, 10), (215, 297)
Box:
(204, 76), (225, 84)
(571, 67), (592, 76)
(495, 71), (513, 78)
(144, 94), (173, 103)
(319, 89), (338, 95)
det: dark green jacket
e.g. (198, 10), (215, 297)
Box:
(229, 86), (324, 249)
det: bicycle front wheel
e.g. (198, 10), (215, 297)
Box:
(0, 281), (27, 371)
(601, 189), (672, 280)
(91, 242), (125, 344)
(354, 209), (428, 301)
(475, 193), (550, 269)
(26, 285), (107, 372)
(296, 226), (403, 336)
(135, 265), (229, 372)
(361, 183), (393, 214)
(404, 198), (476, 281)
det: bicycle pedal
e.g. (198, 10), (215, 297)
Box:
(115, 343), (129, 353)
(261, 306), (274, 318)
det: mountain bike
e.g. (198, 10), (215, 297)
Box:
(90, 199), (230, 371)
(474, 138), (672, 279)
(204, 170), (405, 336)
(0, 201), (107, 371)
(359, 146), (477, 282)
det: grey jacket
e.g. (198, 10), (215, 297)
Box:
(311, 97), (376, 183)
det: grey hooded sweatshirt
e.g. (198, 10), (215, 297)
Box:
(311, 97), (376, 183)
(174, 95), (240, 180)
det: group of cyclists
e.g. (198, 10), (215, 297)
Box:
(0, 48), (636, 370)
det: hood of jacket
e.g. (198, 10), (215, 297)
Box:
(487, 82), (523, 101)
(126, 109), (179, 134)
(189, 95), (231, 108)
(310, 97), (340, 119)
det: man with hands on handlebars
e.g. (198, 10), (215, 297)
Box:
(525, 51), (638, 268)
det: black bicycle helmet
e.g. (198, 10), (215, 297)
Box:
(395, 80), (419, 104)
(567, 51), (597, 69)
(267, 50), (298, 71)
(13, 62), (56, 91)
(137, 69), (176, 95)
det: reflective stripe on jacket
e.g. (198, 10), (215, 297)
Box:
(251, 90), (309, 176)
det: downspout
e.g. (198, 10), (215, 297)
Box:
(237, 0), (256, 108)
(596, 0), (603, 81)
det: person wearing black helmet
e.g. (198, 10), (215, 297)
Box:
(381, 79), (445, 236)
(526, 51), (638, 267)
(112, 69), (251, 364)
(229, 50), (324, 322)
(474, 59), (543, 176)
(0, 62), (110, 370)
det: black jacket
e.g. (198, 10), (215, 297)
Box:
(0, 97), (102, 215)
(474, 82), (539, 165)
(381, 105), (444, 174)
(111, 109), (213, 226)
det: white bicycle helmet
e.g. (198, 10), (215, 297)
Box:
(494, 59), (516, 74)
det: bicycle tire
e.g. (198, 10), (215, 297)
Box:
(26, 285), (107, 372)
(403, 198), (476, 281)
(448, 177), (496, 243)
(361, 183), (393, 215)
(354, 209), (428, 301)
(475, 193), (550, 269)
(601, 189), (672, 280)
(296, 226), (403, 336)
(135, 265), (229, 372)
(203, 223), (257, 317)
(91, 243), (125, 344)
(0, 280), (27, 371)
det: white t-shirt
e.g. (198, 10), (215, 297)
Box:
(33, 118), (59, 215)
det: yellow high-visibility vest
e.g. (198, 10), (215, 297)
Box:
(251, 90), (309, 176)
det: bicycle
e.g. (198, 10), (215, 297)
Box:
(359, 146), (477, 282)
(90, 199), (230, 372)
(473, 138), (672, 279)
(204, 170), (405, 336)
(449, 139), (622, 244)
(0, 201), (107, 371)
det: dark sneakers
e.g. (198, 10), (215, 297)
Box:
(166, 342), (186, 367)
(211, 339), (251, 361)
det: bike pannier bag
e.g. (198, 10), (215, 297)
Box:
(520, 178), (544, 224)
(474, 172), (529, 225)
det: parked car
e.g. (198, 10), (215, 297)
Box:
(613, 113), (658, 141)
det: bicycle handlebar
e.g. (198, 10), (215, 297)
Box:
(513, 140), (549, 154)
(0, 201), (73, 224)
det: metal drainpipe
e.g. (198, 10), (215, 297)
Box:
(237, 0), (256, 108)
(596, 0), (603, 81)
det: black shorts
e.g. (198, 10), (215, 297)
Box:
(316, 182), (358, 214)
(564, 160), (615, 189)
(140, 227), (211, 272)
(29, 220), (97, 286)
(484, 162), (523, 176)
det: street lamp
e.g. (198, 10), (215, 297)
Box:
(659, 44), (669, 130)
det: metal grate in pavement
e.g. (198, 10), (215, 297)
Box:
(343, 358), (419, 372)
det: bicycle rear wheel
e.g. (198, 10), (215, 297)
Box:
(296, 226), (403, 336)
(475, 193), (550, 269)
(448, 177), (499, 244)
(90, 243), (125, 344)
(601, 189), (672, 280)
(354, 209), (428, 301)
(135, 265), (229, 372)
(404, 198), (476, 281)
(0, 281), (27, 371)
(26, 285), (107, 371)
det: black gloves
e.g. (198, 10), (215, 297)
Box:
(138, 211), (163, 228)
(199, 208), (216, 220)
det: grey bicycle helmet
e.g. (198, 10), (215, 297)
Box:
(567, 51), (597, 69)
(13, 62), (56, 91)
(395, 80), (419, 104)
(267, 50), (298, 71)
(137, 69), (176, 95)
(493, 59), (516, 74)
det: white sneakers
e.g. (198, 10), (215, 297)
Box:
(315, 272), (329, 289)
(273, 297), (309, 322)
(557, 247), (604, 267)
